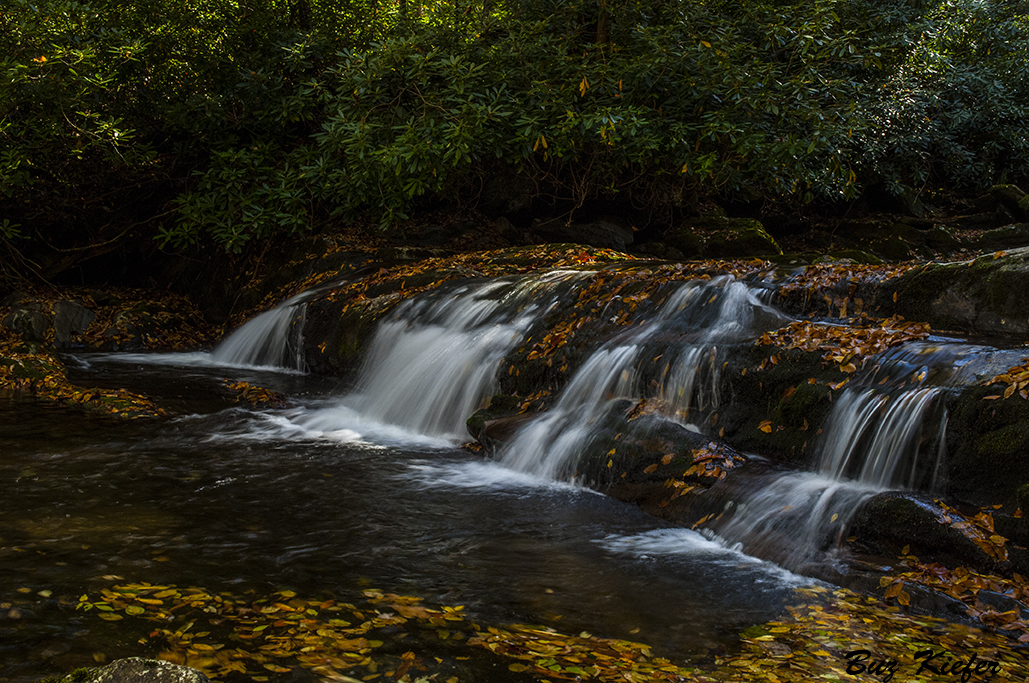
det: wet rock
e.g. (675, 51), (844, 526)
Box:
(466, 394), (530, 452)
(946, 383), (1029, 505)
(301, 292), (405, 376)
(50, 658), (210, 683)
(848, 493), (1007, 572)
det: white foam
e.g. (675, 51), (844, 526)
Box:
(403, 460), (583, 492)
(91, 351), (307, 374)
(597, 528), (814, 586)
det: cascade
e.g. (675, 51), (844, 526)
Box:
(209, 266), (991, 574)
(211, 294), (308, 371)
(706, 342), (976, 572)
(297, 271), (590, 440)
(499, 276), (788, 479)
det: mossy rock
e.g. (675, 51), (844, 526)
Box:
(946, 383), (1029, 505)
(43, 658), (210, 683)
(834, 217), (895, 243)
(868, 234), (918, 261)
(809, 250), (884, 265)
(848, 493), (1005, 572)
(703, 218), (783, 258)
(972, 223), (1029, 252)
(662, 230), (705, 258)
(973, 184), (1029, 221)
(717, 345), (837, 468)
(879, 247), (1029, 336)
(665, 216), (782, 258)
(926, 226), (963, 252)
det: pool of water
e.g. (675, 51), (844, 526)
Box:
(0, 354), (811, 682)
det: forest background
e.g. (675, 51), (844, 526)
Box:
(2, 0), (1028, 285)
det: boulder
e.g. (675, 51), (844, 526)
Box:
(848, 493), (1023, 575)
(879, 247), (1029, 336)
(2, 306), (49, 341)
(971, 223), (1029, 252)
(53, 300), (96, 347)
(531, 218), (635, 252)
(665, 216), (782, 258)
(973, 184), (1029, 221)
(48, 658), (209, 683)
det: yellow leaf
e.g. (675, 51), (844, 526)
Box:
(263, 664), (292, 673)
(644, 464), (658, 474)
(758, 420), (773, 433)
(700, 40), (712, 48)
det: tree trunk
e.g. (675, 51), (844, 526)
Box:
(597, 0), (610, 47)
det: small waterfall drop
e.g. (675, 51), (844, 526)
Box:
(708, 342), (974, 572)
(500, 276), (789, 479)
(211, 295), (308, 371)
(298, 271), (591, 440)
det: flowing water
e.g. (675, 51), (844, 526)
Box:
(0, 268), (1017, 680)
(1, 361), (806, 681)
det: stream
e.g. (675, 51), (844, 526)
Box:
(3, 266), (1024, 681)
(1, 355), (807, 682)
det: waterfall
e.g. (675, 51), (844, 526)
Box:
(297, 271), (591, 440)
(211, 295), (308, 371)
(707, 342), (974, 572)
(499, 276), (789, 480)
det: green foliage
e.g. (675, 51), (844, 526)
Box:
(3, 0), (1029, 256)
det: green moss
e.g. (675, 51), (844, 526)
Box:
(974, 424), (1029, 466)
(36, 667), (94, 683)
